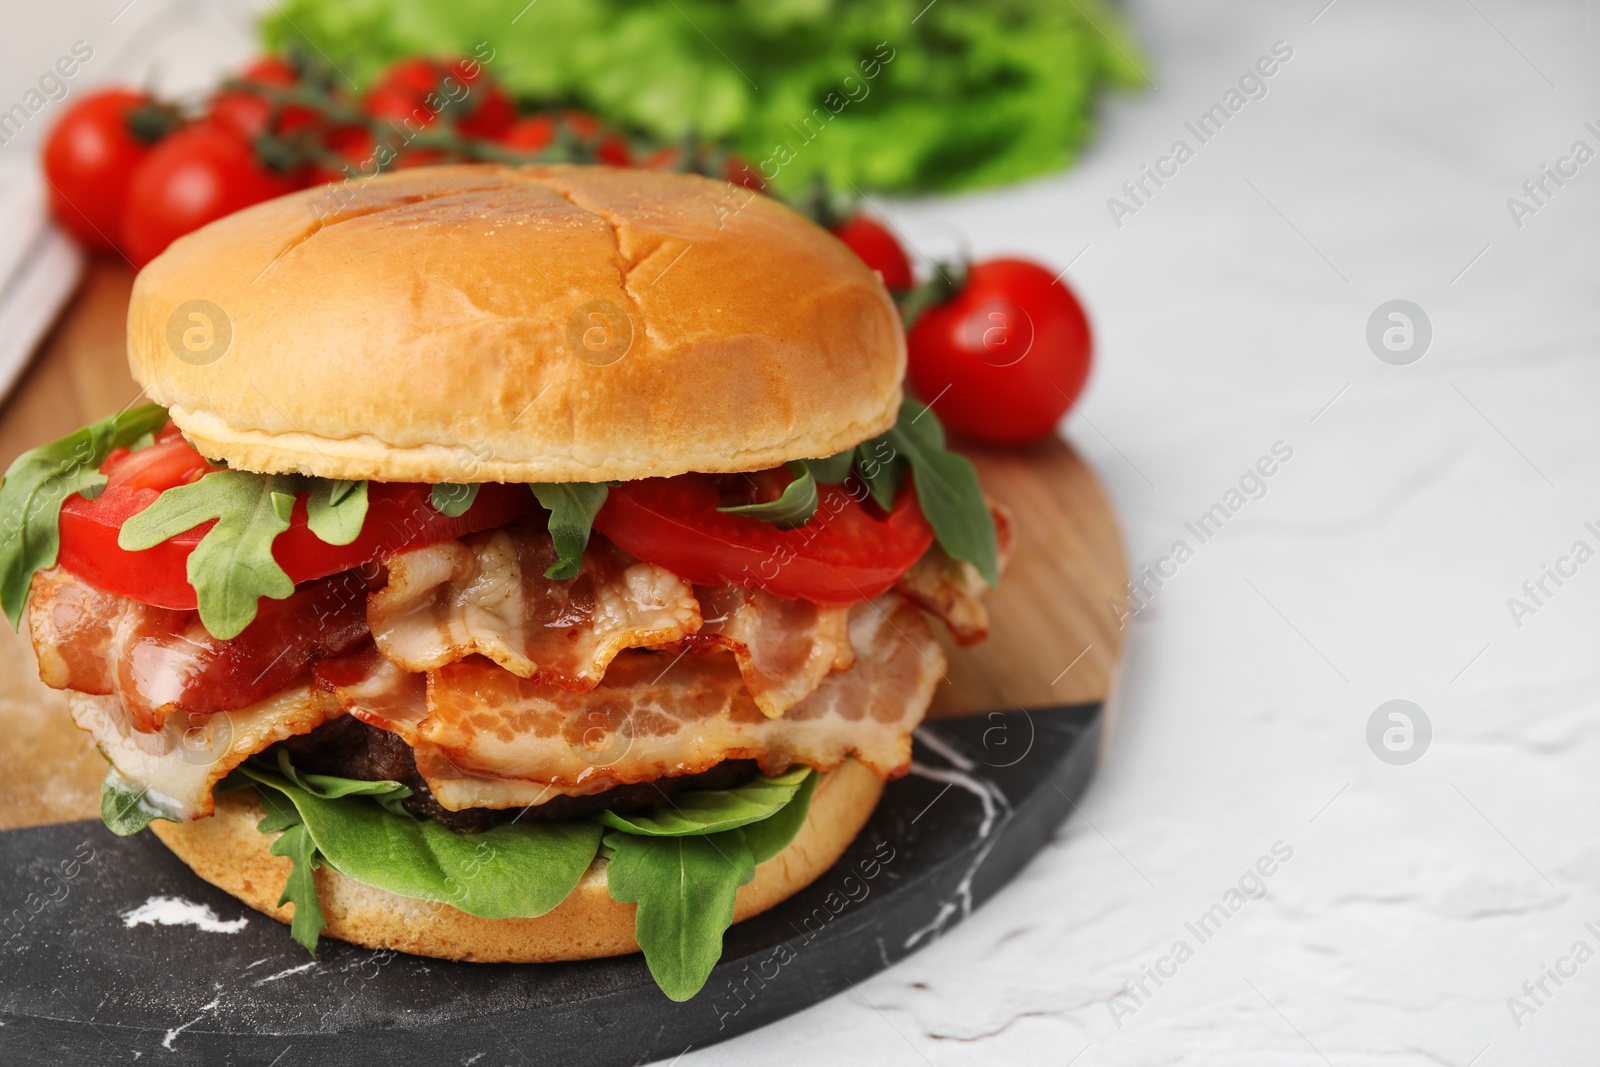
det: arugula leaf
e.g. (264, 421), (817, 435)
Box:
(804, 451), (857, 485)
(0, 404), (169, 626)
(741, 766), (819, 865)
(529, 483), (609, 580)
(855, 440), (906, 512)
(118, 470), (301, 639)
(602, 828), (756, 1001)
(715, 462), (818, 530)
(305, 479), (368, 545)
(100, 769), (166, 836)
(881, 399), (999, 585)
(268, 818), (327, 956)
(269, 750), (414, 816)
(234, 752), (817, 994)
(429, 482), (480, 518)
(239, 762), (602, 921)
(598, 767), (812, 837)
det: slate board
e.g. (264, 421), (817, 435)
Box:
(0, 704), (1100, 1066)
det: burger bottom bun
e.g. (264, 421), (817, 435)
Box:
(150, 760), (884, 963)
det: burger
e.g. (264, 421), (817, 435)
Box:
(2, 165), (1008, 1000)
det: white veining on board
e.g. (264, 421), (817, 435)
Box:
(902, 728), (1014, 950)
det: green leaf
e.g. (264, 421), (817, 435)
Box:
(598, 767), (812, 837)
(741, 767), (820, 865)
(267, 819), (327, 956)
(854, 440), (906, 512)
(259, 0), (1147, 197)
(529, 483), (609, 580)
(804, 451), (856, 485)
(269, 750), (414, 817)
(118, 469), (302, 639)
(305, 479), (368, 545)
(602, 828), (756, 1001)
(100, 769), (167, 836)
(0, 404), (169, 626)
(429, 482), (480, 517)
(239, 762), (603, 920)
(883, 399), (999, 585)
(715, 462), (818, 530)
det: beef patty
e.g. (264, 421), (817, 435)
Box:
(270, 716), (758, 833)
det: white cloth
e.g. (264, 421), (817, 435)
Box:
(0, 158), (82, 403)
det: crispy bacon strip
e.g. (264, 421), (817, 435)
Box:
(894, 501), (1015, 646)
(29, 567), (370, 731)
(68, 685), (341, 821)
(367, 524), (701, 690)
(327, 594), (944, 810)
(657, 585), (854, 718)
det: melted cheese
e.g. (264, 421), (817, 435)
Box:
(70, 686), (340, 821)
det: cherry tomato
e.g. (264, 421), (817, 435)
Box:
(58, 428), (536, 609)
(499, 114), (555, 155)
(644, 144), (767, 191)
(561, 111), (631, 166)
(42, 89), (158, 254)
(121, 123), (301, 266)
(595, 470), (934, 604)
(209, 57), (321, 140)
(906, 258), (1092, 446)
(307, 125), (379, 184)
(832, 215), (913, 291)
(364, 57), (514, 140)
(724, 154), (767, 193)
(392, 147), (456, 170)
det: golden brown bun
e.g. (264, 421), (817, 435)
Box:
(150, 760), (883, 963)
(128, 165), (904, 484)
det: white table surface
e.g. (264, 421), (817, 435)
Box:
(5, 2), (1599, 1065)
(694, 3), (1600, 1065)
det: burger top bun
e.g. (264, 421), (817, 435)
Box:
(129, 165), (906, 484)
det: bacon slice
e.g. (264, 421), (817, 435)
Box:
(68, 685), (341, 821)
(893, 501), (1015, 646)
(660, 586), (854, 718)
(367, 523), (701, 690)
(29, 567), (370, 731)
(326, 594), (944, 810)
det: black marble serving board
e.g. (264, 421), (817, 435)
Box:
(0, 704), (1100, 1066)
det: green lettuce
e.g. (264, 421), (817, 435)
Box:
(259, 0), (1146, 194)
(211, 754), (816, 994)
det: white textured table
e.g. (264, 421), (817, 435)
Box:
(3, 1), (1597, 1064)
(685, 2), (1600, 1064)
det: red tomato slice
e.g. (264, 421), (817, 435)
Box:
(595, 470), (934, 604)
(57, 430), (534, 609)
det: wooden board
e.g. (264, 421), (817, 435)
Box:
(0, 262), (1128, 831)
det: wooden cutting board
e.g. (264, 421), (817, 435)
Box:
(0, 261), (1128, 832)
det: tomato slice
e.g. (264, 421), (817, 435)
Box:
(57, 430), (534, 609)
(595, 470), (934, 604)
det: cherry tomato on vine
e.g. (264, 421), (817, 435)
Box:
(209, 57), (321, 140)
(831, 215), (913, 291)
(364, 57), (513, 139)
(122, 124), (301, 266)
(906, 258), (1092, 446)
(643, 145), (767, 191)
(561, 111), (632, 166)
(43, 89), (162, 254)
(499, 114), (556, 154)
(307, 125), (379, 184)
